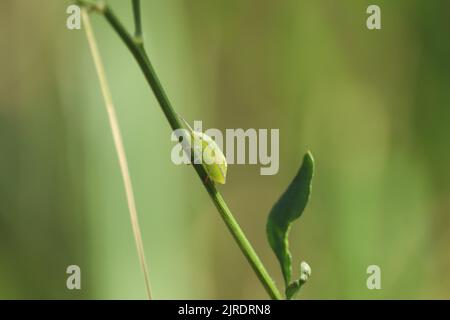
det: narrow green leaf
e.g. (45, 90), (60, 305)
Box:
(266, 152), (314, 287)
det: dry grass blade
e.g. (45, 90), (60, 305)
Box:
(81, 9), (153, 300)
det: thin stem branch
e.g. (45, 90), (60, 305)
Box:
(131, 0), (143, 47)
(81, 8), (153, 300)
(81, 3), (282, 300)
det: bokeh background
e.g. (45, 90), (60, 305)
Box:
(1, 0), (449, 299)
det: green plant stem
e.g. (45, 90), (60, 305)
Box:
(83, 3), (282, 300)
(131, 0), (143, 47)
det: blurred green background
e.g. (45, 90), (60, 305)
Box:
(1, 0), (449, 299)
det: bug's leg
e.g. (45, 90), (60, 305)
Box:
(203, 175), (210, 185)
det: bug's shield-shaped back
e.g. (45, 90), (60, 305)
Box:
(177, 123), (228, 185)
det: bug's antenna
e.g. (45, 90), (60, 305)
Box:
(175, 112), (196, 133)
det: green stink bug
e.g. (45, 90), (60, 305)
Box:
(177, 115), (228, 184)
